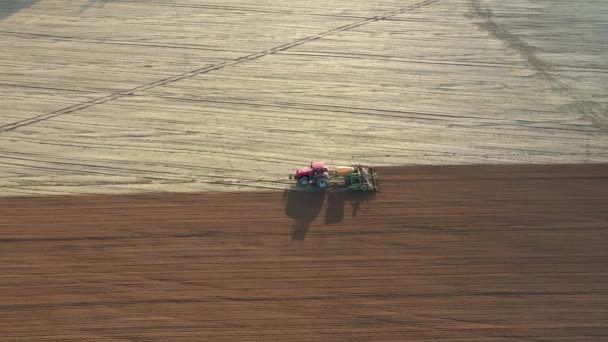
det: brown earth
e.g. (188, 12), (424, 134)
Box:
(1, 164), (608, 341)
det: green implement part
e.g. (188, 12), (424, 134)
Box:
(343, 166), (378, 192)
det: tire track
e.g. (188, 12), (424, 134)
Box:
(113, 0), (370, 19)
(0, 30), (251, 53)
(0, 0), (440, 133)
(467, 0), (608, 131)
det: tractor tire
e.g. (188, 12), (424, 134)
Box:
(316, 177), (329, 189)
(297, 176), (310, 187)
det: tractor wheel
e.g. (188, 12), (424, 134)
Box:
(297, 176), (310, 187)
(316, 177), (329, 189)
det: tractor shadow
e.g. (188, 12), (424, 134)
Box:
(283, 187), (376, 240)
(284, 188), (326, 241)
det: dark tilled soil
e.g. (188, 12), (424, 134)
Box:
(1, 164), (608, 341)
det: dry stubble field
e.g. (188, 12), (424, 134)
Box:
(1, 0), (607, 195)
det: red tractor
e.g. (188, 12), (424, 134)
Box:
(289, 161), (331, 189)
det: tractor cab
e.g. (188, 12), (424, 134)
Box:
(310, 162), (328, 175)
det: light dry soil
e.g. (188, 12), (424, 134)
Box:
(1, 164), (607, 341)
(1, 0), (607, 195)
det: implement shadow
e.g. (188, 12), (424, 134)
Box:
(283, 188), (326, 241)
(325, 190), (376, 224)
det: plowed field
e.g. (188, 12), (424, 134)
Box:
(1, 164), (608, 341)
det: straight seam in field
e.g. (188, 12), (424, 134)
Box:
(0, 0), (440, 133)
